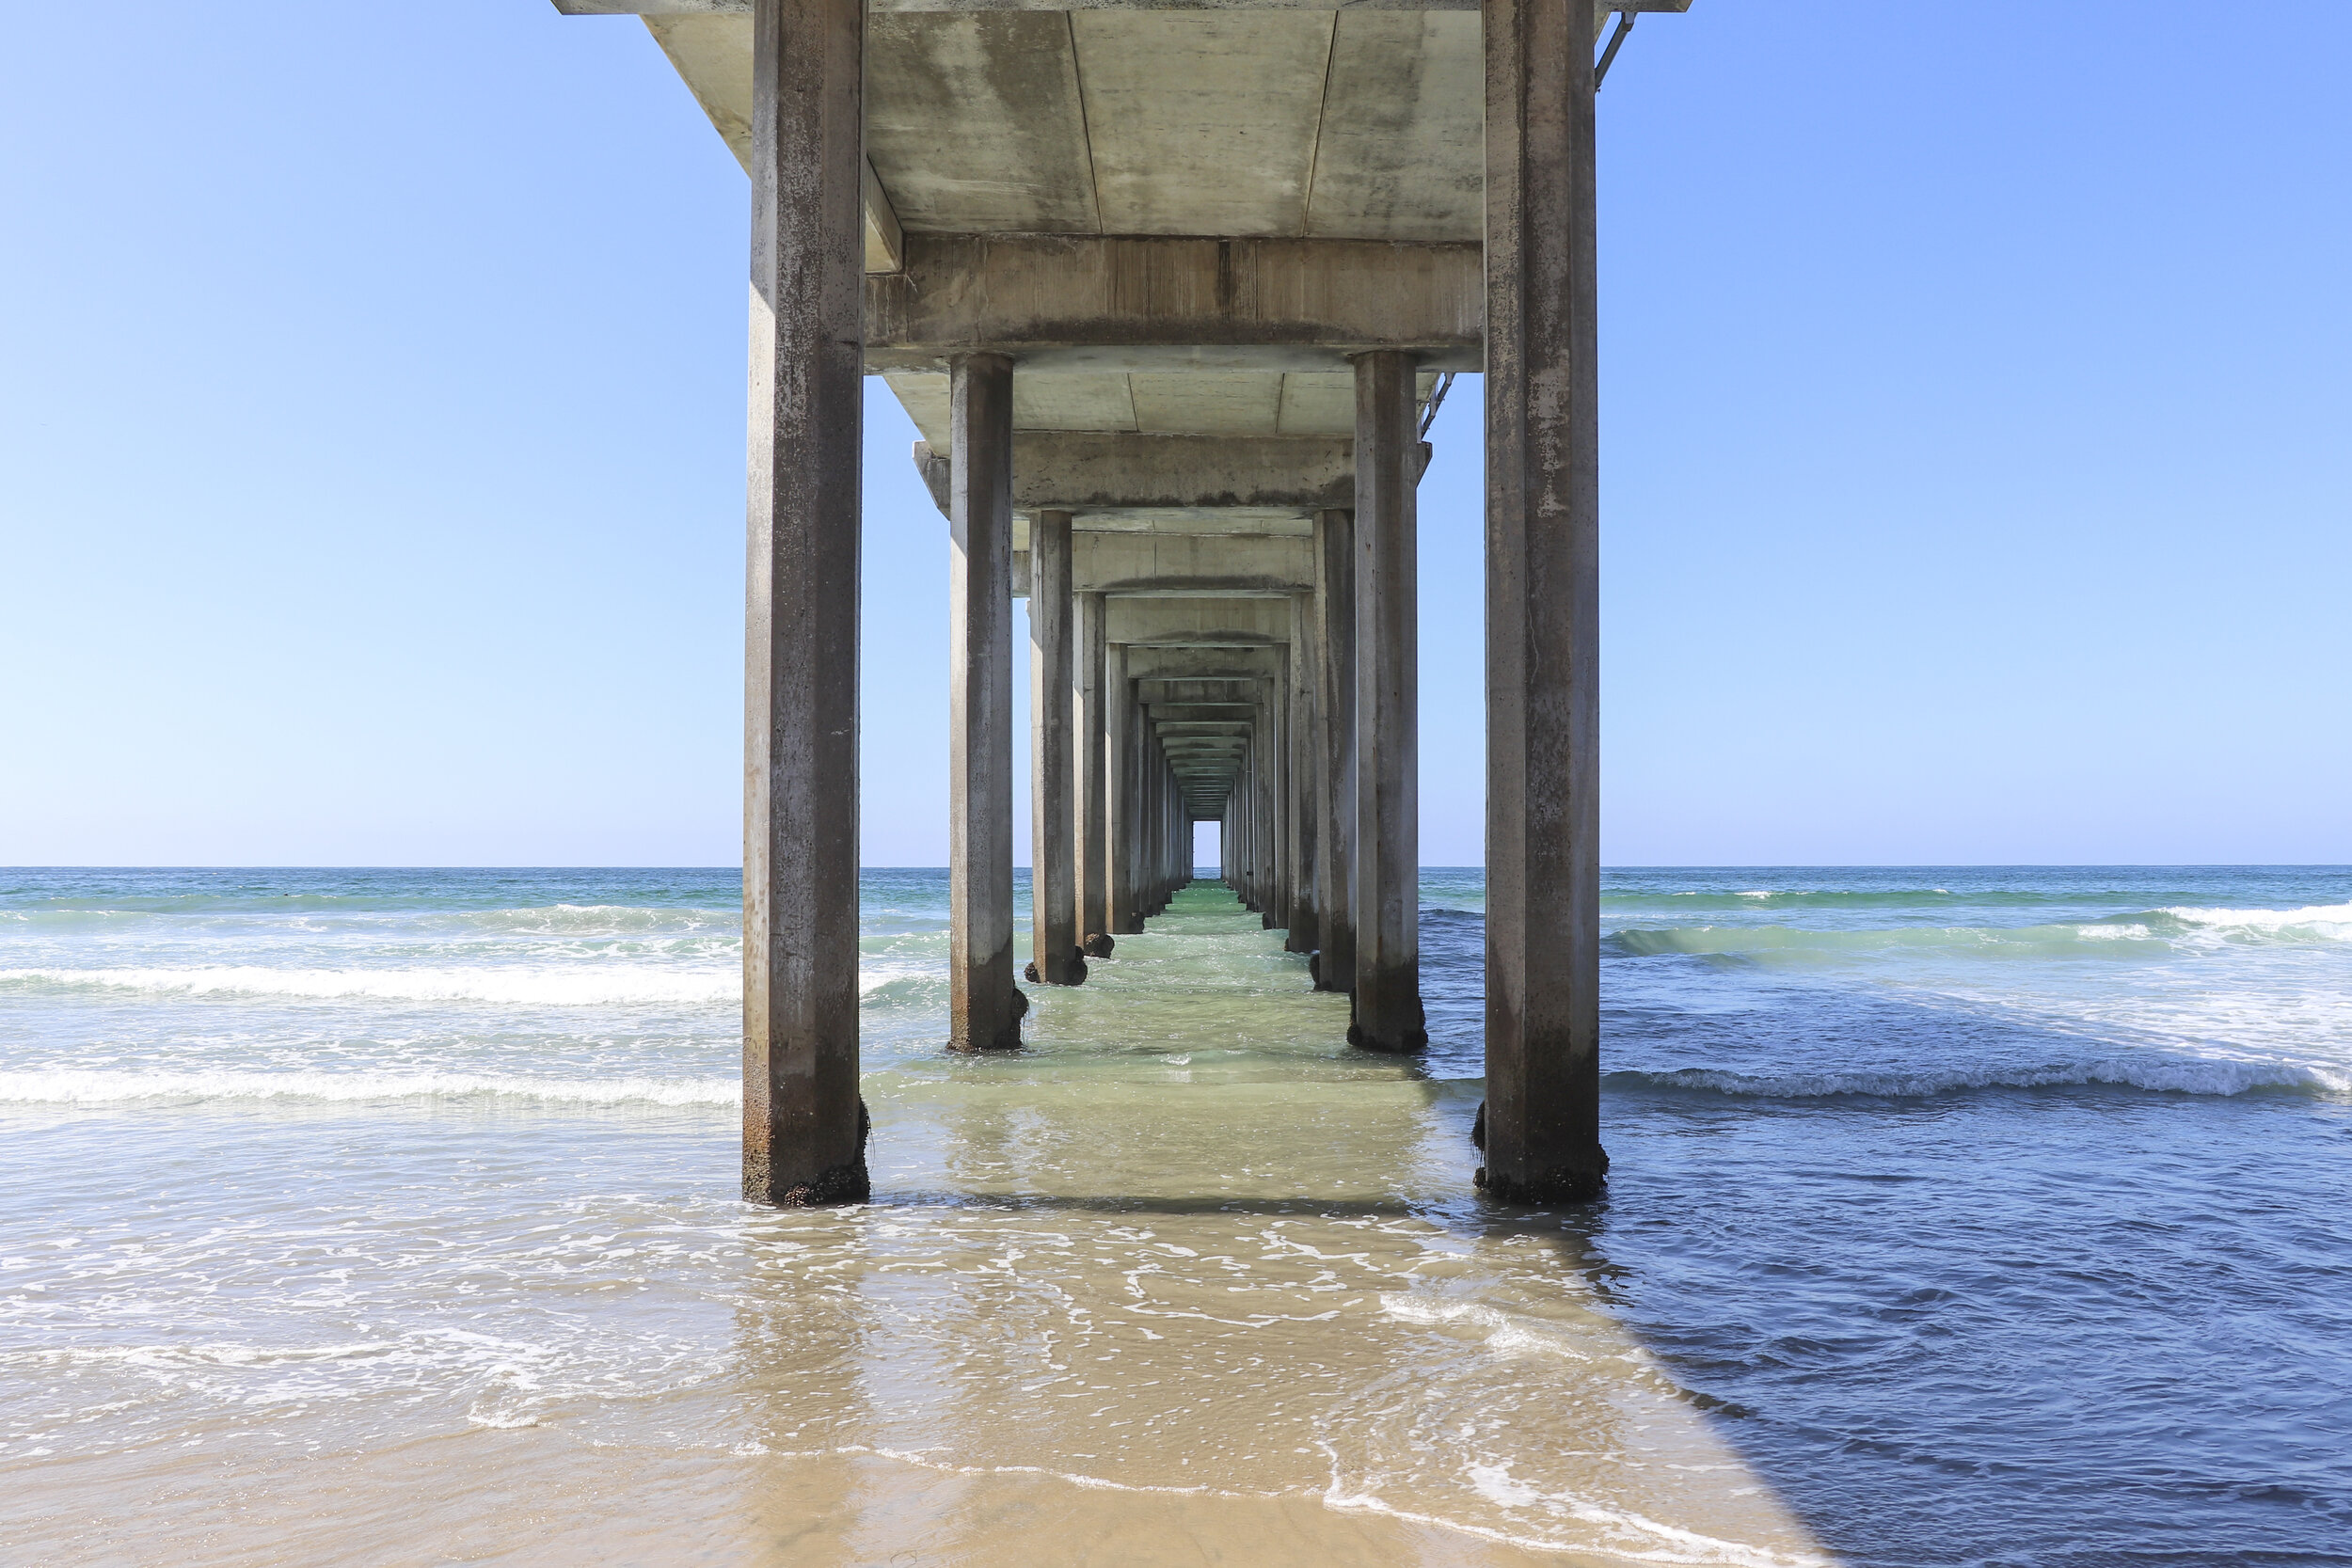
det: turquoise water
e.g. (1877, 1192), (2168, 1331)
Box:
(3, 866), (2348, 1564)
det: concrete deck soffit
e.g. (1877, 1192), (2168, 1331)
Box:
(600, 9), (1494, 242)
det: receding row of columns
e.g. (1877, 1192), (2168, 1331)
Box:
(741, 0), (1606, 1208)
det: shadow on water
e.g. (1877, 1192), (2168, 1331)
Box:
(1404, 902), (2352, 1568)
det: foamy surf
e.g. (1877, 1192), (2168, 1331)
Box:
(1321, 1474), (1832, 1568)
(2155, 901), (2352, 934)
(0, 964), (915, 1006)
(0, 1068), (739, 1108)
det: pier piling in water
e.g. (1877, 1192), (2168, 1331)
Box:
(947, 352), (1023, 1052)
(559, 0), (1667, 1201)
(739, 0), (867, 1206)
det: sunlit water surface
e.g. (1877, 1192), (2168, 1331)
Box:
(3, 867), (2348, 1566)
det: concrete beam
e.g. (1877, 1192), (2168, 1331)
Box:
(1137, 679), (1263, 704)
(1106, 597), (1291, 647)
(914, 436), (1366, 518)
(1121, 646), (1279, 683)
(868, 236), (1482, 372)
(1146, 705), (1256, 722)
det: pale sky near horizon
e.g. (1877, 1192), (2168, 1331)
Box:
(4, 2), (2347, 868)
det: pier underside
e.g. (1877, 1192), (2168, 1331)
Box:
(553, 0), (1678, 1202)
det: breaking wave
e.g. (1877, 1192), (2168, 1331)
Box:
(1614, 903), (2352, 962)
(1610, 1055), (2346, 1101)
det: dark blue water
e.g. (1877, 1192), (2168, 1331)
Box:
(1423, 866), (2352, 1566)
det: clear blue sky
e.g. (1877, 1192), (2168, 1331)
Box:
(4, 2), (2345, 867)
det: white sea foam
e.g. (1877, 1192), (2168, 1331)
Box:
(1378, 1294), (1601, 1363)
(2156, 902), (2352, 935)
(0, 1069), (739, 1108)
(0, 964), (912, 1006)
(1326, 1471), (1830, 1568)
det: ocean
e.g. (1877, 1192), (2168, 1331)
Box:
(3, 865), (2347, 1566)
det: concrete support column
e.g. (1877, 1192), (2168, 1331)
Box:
(1108, 656), (1141, 933)
(1027, 512), (1084, 985)
(1260, 673), (1282, 929)
(1257, 696), (1278, 922)
(1480, 0), (1606, 1199)
(1350, 351), (1427, 1051)
(1154, 742), (1169, 908)
(1239, 729), (1258, 911)
(1273, 654), (1293, 931)
(1313, 509), (1357, 993)
(1104, 649), (1128, 932)
(741, 0), (866, 1206)
(947, 351), (1022, 1051)
(1159, 743), (1176, 904)
(1076, 592), (1113, 956)
(1134, 737), (1152, 921)
(1285, 600), (1319, 954)
(1162, 747), (1177, 903)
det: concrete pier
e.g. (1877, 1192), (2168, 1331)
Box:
(1028, 511), (1084, 985)
(1076, 590), (1112, 957)
(556, 0), (1692, 1201)
(1478, 0), (1610, 1200)
(1349, 350), (1428, 1053)
(739, 0), (867, 1206)
(1313, 507), (1357, 995)
(1284, 591), (1319, 954)
(947, 352), (1022, 1052)
(1109, 656), (1141, 934)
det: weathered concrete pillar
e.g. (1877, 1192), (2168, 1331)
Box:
(1152, 744), (1168, 906)
(948, 351), (1022, 1051)
(1140, 731), (1158, 915)
(1027, 511), (1084, 985)
(1076, 591), (1113, 956)
(1314, 509), (1357, 994)
(1279, 648), (1298, 930)
(1350, 351), (1427, 1052)
(1238, 727), (1258, 911)
(1106, 650), (1140, 933)
(1259, 673), (1280, 929)
(742, 0), (866, 1206)
(1232, 735), (1250, 908)
(1285, 598), (1319, 954)
(1480, 0), (1606, 1200)
(1257, 692), (1278, 922)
